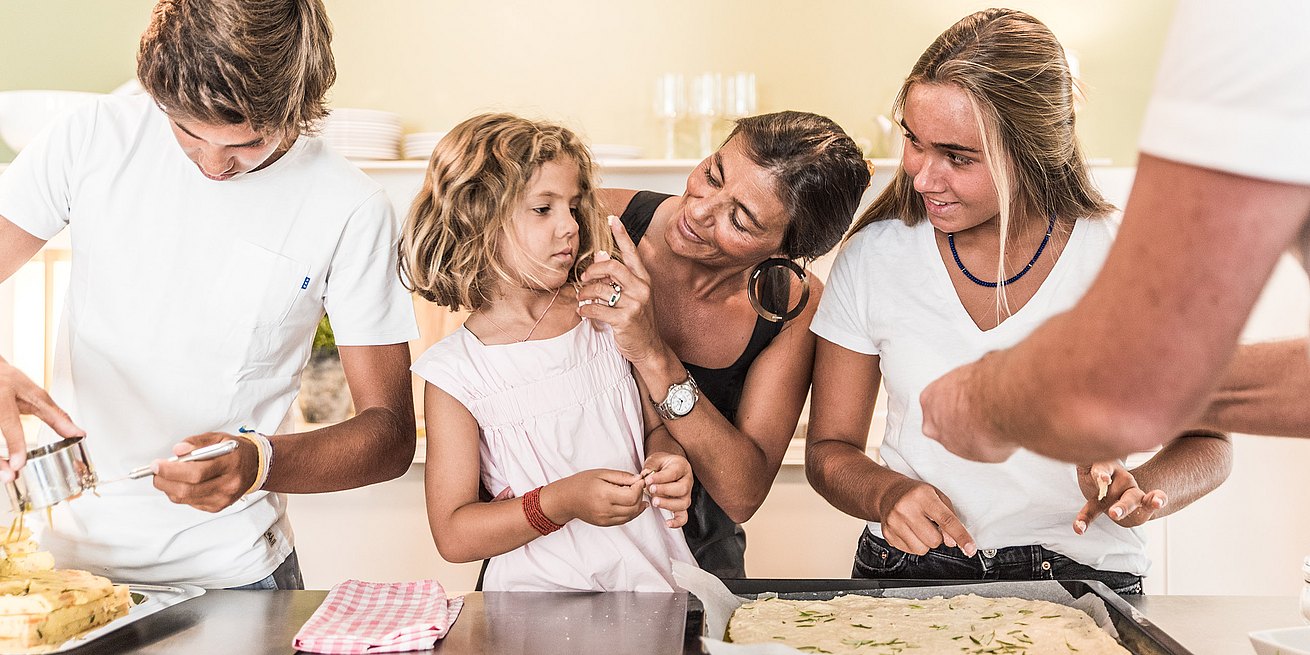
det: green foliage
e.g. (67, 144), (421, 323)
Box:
(312, 315), (337, 356)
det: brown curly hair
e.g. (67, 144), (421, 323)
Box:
(137, 0), (336, 139)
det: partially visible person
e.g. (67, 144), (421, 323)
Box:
(579, 111), (870, 577)
(806, 9), (1231, 594)
(403, 113), (695, 592)
(920, 0), (1310, 463)
(0, 0), (417, 588)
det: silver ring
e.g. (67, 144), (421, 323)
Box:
(606, 283), (622, 307)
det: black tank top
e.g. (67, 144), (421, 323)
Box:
(619, 191), (785, 578)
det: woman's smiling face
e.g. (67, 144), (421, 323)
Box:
(900, 82), (1001, 234)
(667, 136), (789, 267)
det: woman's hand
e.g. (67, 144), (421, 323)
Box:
(543, 468), (648, 527)
(642, 451), (693, 528)
(577, 216), (665, 366)
(0, 355), (84, 480)
(876, 477), (976, 557)
(1074, 462), (1168, 533)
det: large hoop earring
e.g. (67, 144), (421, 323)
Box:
(747, 257), (810, 323)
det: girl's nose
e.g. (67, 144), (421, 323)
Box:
(912, 157), (944, 195)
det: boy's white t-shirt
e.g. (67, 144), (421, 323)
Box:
(810, 217), (1149, 575)
(0, 95), (417, 587)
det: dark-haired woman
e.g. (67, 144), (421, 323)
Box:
(577, 111), (871, 578)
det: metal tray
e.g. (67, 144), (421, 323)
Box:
(687, 578), (1193, 655)
(0, 582), (205, 654)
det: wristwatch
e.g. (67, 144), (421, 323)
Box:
(653, 372), (699, 420)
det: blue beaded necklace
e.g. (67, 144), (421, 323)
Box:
(947, 212), (1056, 288)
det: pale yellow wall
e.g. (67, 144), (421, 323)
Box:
(0, 1), (1176, 164)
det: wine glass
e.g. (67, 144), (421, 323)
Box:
(723, 72), (757, 121)
(653, 73), (685, 159)
(687, 72), (722, 158)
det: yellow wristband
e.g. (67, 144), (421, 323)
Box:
(235, 429), (272, 496)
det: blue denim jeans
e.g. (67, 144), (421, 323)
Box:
(226, 549), (305, 590)
(852, 528), (1143, 595)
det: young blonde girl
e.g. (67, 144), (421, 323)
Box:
(400, 113), (696, 592)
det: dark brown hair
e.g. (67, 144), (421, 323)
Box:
(726, 111), (870, 261)
(137, 0), (336, 138)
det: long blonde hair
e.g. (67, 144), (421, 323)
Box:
(399, 113), (609, 312)
(853, 9), (1114, 309)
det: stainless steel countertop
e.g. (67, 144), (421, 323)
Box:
(63, 589), (1302, 654)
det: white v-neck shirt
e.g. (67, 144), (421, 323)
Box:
(811, 217), (1148, 575)
(0, 95), (417, 587)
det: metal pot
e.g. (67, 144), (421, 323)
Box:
(4, 437), (97, 512)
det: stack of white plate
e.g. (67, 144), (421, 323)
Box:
(402, 132), (448, 161)
(320, 108), (402, 160)
(590, 144), (643, 161)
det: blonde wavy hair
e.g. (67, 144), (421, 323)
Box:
(137, 0), (335, 139)
(399, 113), (610, 312)
(853, 9), (1114, 312)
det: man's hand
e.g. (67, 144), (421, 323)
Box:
(152, 432), (258, 513)
(1073, 462), (1168, 533)
(920, 362), (1020, 463)
(0, 356), (83, 481)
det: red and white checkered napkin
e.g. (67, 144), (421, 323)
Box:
(293, 579), (465, 654)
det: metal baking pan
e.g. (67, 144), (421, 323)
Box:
(686, 578), (1193, 655)
(2, 582), (205, 654)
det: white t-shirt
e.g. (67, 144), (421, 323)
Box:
(811, 217), (1149, 575)
(1138, 0), (1310, 283)
(0, 95), (417, 587)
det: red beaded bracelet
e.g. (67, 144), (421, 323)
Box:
(522, 486), (564, 536)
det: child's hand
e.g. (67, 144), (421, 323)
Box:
(641, 452), (693, 528)
(546, 469), (648, 527)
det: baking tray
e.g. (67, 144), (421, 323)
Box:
(686, 578), (1193, 655)
(1, 582), (205, 654)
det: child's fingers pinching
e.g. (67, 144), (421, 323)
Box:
(666, 509), (689, 529)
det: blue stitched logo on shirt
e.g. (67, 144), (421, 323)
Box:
(301, 277), (311, 290)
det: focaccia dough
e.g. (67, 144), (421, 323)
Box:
(727, 593), (1129, 654)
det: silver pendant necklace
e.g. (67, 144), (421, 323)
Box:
(480, 286), (563, 343)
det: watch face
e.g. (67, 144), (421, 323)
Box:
(668, 386), (696, 416)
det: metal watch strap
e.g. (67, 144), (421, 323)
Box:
(653, 372), (698, 420)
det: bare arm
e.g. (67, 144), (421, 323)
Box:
(633, 291), (814, 523)
(1130, 431), (1232, 519)
(580, 218), (807, 523)
(0, 215), (45, 283)
(263, 342), (416, 491)
(922, 155), (1310, 463)
(154, 342), (417, 510)
(423, 382), (549, 563)
(0, 215), (82, 476)
(423, 381), (650, 563)
(806, 338), (975, 556)
(1199, 339), (1310, 438)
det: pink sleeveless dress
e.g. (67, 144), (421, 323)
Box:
(411, 317), (696, 591)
